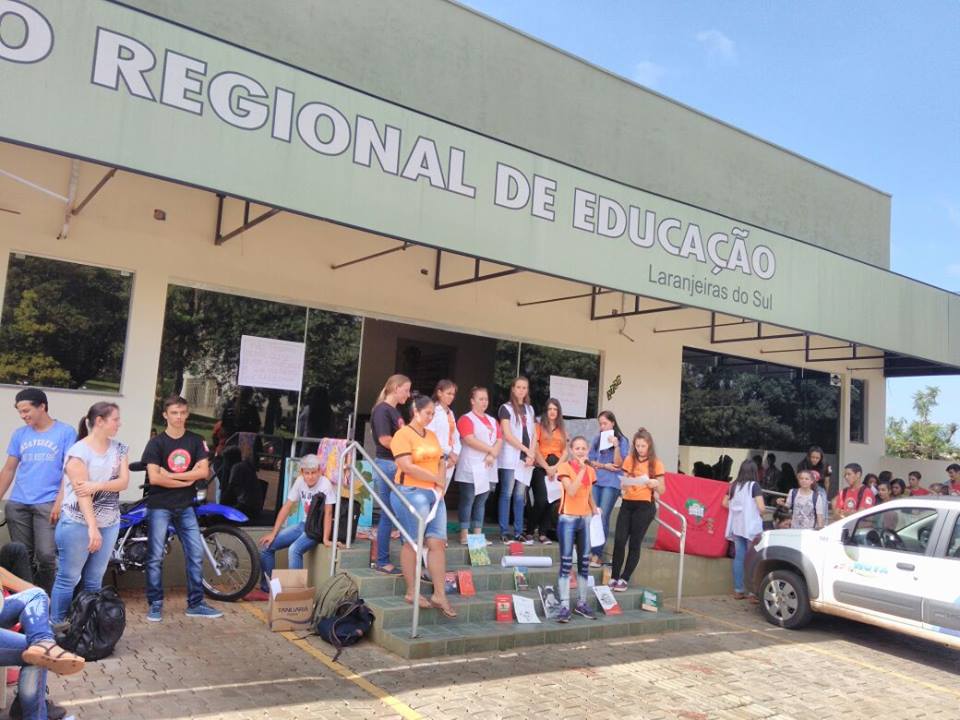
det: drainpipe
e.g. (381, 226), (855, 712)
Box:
(57, 160), (81, 239)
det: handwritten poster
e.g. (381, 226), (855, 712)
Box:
(548, 375), (588, 418)
(238, 335), (306, 391)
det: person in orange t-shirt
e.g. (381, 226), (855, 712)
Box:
(530, 398), (568, 544)
(610, 428), (665, 592)
(554, 436), (598, 623)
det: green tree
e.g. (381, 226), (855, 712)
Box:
(885, 386), (959, 459)
(0, 256), (131, 388)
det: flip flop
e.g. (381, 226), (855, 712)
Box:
(405, 595), (432, 609)
(374, 564), (401, 575)
(22, 641), (85, 676)
(429, 598), (458, 619)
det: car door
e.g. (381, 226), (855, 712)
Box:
(821, 504), (941, 627)
(922, 509), (960, 641)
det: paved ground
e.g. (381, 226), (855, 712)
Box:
(42, 590), (960, 720)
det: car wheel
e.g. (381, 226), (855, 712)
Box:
(759, 569), (812, 629)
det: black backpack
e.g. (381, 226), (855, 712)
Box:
(304, 492), (361, 544)
(55, 587), (126, 661)
(788, 487), (825, 525)
(313, 599), (375, 662)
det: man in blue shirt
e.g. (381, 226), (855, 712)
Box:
(0, 388), (77, 593)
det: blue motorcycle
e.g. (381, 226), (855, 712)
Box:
(110, 462), (261, 601)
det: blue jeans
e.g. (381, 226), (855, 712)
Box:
(457, 482), (489, 532)
(146, 507), (205, 608)
(497, 468), (526, 536)
(51, 519), (120, 623)
(259, 522), (318, 591)
(731, 535), (749, 593)
(374, 458), (398, 567)
(556, 514), (590, 608)
(390, 487), (447, 542)
(0, 588), (53, 719)
(591, 485), (621, 558)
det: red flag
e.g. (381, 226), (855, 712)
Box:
(654, 473), (730, 558)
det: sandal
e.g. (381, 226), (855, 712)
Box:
(429, 597), (458, 619)
(22, 640), (85, 676)
(459, 530), (469, 545)
(404, 595), (432, 609)
(733, 592), (747, 600)
(374, 563), (401, 575)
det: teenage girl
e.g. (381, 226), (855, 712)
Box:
(554, 436), (598, 623)
(610, 428), (664, 591)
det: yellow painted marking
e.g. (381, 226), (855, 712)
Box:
(241, 602), (424, 720)
(685, 607), (960, 700)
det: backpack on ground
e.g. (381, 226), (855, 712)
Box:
(314, 599), (375, 661)
(55, 587), (126, 661)
(311, 571), (359, 626)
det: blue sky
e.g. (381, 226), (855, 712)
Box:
(461, 0), (960, 427)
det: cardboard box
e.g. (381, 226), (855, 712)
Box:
(267, 569), (315, 632)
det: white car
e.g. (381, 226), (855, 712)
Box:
(746, 496), (960, 649)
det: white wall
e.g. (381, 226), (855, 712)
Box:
(0, 143), (892, 497)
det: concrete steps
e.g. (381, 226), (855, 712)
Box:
(332, 530), (701, 659)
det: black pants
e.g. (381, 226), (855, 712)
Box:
(0, 541), (34, 582)
(611, 500), (657, 582)
(528, 457), (559, 537)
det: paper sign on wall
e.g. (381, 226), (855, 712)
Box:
(238, 335), (306, 391)
(548, 375), (588, 418)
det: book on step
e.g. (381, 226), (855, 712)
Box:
(467, 534), (491, 566)
(537, 585), (561, 620)
(592, 584), (622, 615)
(513, 567), (529, 591)
(457, 570), (476, 597)
(495, 594), (513, 623)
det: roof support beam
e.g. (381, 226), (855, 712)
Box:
(433, 250), (520, 290)
(331, 241), (411, 270)
(214, 194), (280, 246)
(590, 288), (683, 320)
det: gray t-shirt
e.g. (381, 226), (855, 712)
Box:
(789, 488), (826, 530)
(62, 439), (127, 528)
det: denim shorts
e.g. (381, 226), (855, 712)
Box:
(390, 486), (447, 542)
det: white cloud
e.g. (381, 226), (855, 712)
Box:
(633, 61), (666, 89)
(695, 29), (737, 63)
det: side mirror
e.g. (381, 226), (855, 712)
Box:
(841, 528), (851, 545)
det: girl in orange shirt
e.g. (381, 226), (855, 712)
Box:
(610, 429), (665, 592)
(554, 436), (598, 623)
(530, 398), (568, 544)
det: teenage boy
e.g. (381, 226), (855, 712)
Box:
(907, 471), (929, 496)
(141, 396), (222, 621)
(835, 463), (875, 518)
(0, 388), (76, 593)
(946, 464), (960, 495)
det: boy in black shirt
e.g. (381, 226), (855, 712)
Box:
(141, 396), (221, 621)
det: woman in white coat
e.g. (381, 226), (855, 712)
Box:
(426, 379), (461, 482)
(722, 458), (766, 602)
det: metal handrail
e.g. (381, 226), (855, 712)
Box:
(329, 440), (427, 639)
(654, 498), (688, 613)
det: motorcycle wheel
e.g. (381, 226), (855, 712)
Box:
(200, 525), (260, 601)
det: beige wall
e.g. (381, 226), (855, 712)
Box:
(0, 143), (890, 499)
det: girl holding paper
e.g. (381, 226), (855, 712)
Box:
(610, 429), (664, 591)
(530, 398), (568, 544)
(497, 377), (537, 544)
(455, 387), (503, 544)
(554, 436), (598, 622)
(587, 410), (629, 566)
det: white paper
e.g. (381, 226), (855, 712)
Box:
(589, 512), (605, 548)
(598, 429), (615, 451)
(545, 476), (562, 503)
(621, 473), (650, 487)
(238, 335), (306, 391)
(592, 585), (620, 612)
(548, 375), (588, 418)
(512, 594), (541, 624)
(471, 460), (495, 495)
(268, 577), (282, 599)
(513, 463), (534, 487)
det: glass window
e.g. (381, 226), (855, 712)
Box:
(848, 507), (939, 554)
(850, 378), (866, 443)
(680, 347), (840, 453)
(0, 253), (132, 391)
(947, 518), (960, 560)
(519, 343), (600, 419)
